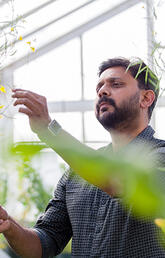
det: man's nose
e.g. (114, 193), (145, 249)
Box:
(98, 84), (110, 98)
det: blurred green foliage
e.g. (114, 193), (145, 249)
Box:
(0, 141), (72, 255)
(0, 142), (53, 251)
(10, 141), (52, 220)
(6, 139), (165, 238)
(43, 136), (165, 224)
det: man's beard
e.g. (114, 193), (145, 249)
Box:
(95, 92), (140, 131)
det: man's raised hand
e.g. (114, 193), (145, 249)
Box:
(0, 206), (10, 234)
(12, 89), (51, 134)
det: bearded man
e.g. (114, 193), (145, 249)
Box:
(0, 57), (165, 258)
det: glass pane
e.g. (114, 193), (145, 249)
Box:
(154, 0), (165, 96)
(14, 0), (51, 14)
(14, 39), (82, 101)
(1, 0), (126, 31)
(1, 0), (132, 65)
(29, 0), (127, 48)
(16, 0), (127, 45)
(84, 111), (110, 142)
(14, 111), (83, 142)
(14, 113), (38, 142)
(33, 151), (66, 188)
(52, 112), (83, 141)
(83, 3), (148, 99)
(155, 107), (165, 140)
(17, 0), (92, 36)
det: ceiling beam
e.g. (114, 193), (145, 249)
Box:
(1, 0), (58, 30)
(3, 0), (140, 71)
(0, 0), (10, 8)
(10, 0), (98, 43)
(48, 100), (94, 113)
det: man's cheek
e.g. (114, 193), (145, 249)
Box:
(94, 103), (99, 114)
(95, 109), (98, 118)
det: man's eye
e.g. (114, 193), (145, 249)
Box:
(96, 86), (101, 93)
(112, 82), (123, 87)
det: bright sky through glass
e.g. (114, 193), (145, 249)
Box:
(14, 39), (81, 102)
(83, 3), (148, 100)
(153, 0), (165, 96)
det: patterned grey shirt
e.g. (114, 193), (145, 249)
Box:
(34, 126), (165, 258)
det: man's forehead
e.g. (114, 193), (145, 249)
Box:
(98, 66), (131, 81)
(100, 66), (128, 78)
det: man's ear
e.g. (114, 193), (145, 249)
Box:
(140, 90), (155, 109)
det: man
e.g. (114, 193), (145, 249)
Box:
(0, 57), (165, 257)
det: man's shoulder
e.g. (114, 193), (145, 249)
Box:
(150, 136), (165, 152)
(148, 136), (165, 167)
(57, 167), (93, 190)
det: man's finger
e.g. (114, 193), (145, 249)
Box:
(0, 220), (10, 233)
(12, 91), (47, 113)
(12, 88), (24, 92)
(0, 206), (8, 220)
(12, 88), (43, 99)
(13, 98), (40, 114)
(12, 91), (41, 103)
(19, 107), (33, 117)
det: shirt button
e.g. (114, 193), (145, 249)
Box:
(96, 225), (102, 233)
(101, 198), (106, 205)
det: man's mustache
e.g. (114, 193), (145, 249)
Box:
(96, 96), (117, 112)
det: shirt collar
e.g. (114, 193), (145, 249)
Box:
(130, 125), (155, 145)
(103, 125), (155, 154)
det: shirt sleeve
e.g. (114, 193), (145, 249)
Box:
(152, 146), (165, 194)
(33, 170), (72, 258)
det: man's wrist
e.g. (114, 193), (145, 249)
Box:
(48, 119), (62, 136)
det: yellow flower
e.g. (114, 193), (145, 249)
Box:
(11, 27), (14, 32)
(26, 41), (31, 45)
(0, 85), (6, 93)
(154, 218), (165, 233)
(152, 31), (157, 36)
(0, 105), (4, 109)
(19, 36), (23, 41)
(0, 115), (3, 119)
(30, 47), (35, 52)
